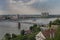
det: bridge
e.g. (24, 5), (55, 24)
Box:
(0, 20), (44, 25)
(0, 20), (45, 29)
(0, 14), (50, 29)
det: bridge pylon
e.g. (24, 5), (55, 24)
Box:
(18, 22), (21, 29)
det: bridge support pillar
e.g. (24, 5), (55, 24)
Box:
(18, 22), (21, 29)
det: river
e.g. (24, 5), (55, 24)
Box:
(0, 18), (58, 39)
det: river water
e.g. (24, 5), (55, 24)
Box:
(0, 18), (58, 39)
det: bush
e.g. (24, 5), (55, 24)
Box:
(4, 33), (11, 40)
(21, 30), (25, 35)
(12, 33), (17, 38)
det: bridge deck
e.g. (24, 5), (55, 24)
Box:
(0, 20), (45, 25)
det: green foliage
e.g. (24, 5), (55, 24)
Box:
(21, 30), (25, 35)
(4, 33), (11, 40)
(33, 24), (37, 27)
(54, 26), (60, 40)
(12, 35), (23, 40)
(49, 21), (52, 27)
(12, 33), (17, 39)
(14, 34), (36, 40)
(30, 24), (41, 33)
(16, 35), (27, 40)
(52, 19), (60, 25)
(27, 34), (36, 40)
(30, 26), (33, 31)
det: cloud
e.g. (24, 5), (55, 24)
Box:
(49, 7), (60, 15)
(5, 0), (40, 14)
(7, 4), (39, 14)
(0, 10), (6, 15)
(39, 0), (48, 2)
(10, 0), (38, 6)
(2, 0), (60, 15)
(30, 0), (60, 14)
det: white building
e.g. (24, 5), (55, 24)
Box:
(41, 12), (49, 16)
(36, 32), (46, 40)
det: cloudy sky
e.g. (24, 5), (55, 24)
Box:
(0, 0), (60, 15)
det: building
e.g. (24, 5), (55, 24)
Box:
(51, 25), (59, 29)
(41, 12), (49, 16)
(36, 32), (46, 40)
(42, 29), (55, 38)
(36, 27), (56, 40)
(24, 30), (32, 34)
(10, 15), (18, 20)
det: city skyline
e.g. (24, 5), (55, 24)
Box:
(0, 0), (60, 15)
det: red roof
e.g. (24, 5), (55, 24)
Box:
(25, 30), (32, 34)
(42, 29), (56, 37)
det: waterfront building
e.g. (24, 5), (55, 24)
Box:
(41, 12), (49, 16)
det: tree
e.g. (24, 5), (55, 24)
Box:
(22, 35), (27, 40)
(52, 19), (60, 25)
(13, 35), (27, 40)
(33, 24), (37, 27)
(12, 33), (17, 39)
(30, 26), (33, 31)
(28, 34), (36, 40)
(37, 27), (41, 31)
(21, 30), (25, 35)
(49, 21), (52, 28)
(4, 33), (11, 40)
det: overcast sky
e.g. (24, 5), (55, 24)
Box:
(0, 0), (60, 15)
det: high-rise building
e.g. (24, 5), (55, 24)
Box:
(41, 12), (49, 16)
